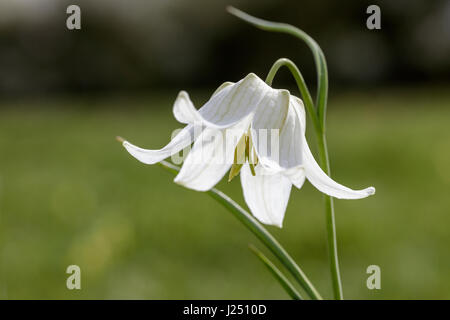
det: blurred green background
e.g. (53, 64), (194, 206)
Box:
(0, 0), (449, 299)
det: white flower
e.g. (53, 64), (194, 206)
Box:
(120, 73), (375, 227)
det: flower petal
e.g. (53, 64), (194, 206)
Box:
(250, 88), (291, 169)
(122, 124), (200, 165)
(212, 81), (234, 96)
(283, 166), (306, 189)
(172, 91), (199, 124)
(173, 82), (234, 125)
(240, 164), (292, 227)
(198, 73), (270, 128)
(174, 115), (252, 191)
(290, 95), (306, 135)
(276, 96), (306, 169)
(302, 136), (376, 199)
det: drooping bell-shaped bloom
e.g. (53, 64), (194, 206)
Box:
(120, 73), (375, 227)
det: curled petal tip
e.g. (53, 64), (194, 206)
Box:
(116, 136), (125, 143)
(367, 187), (376, 196)
(261, 219), (283, 228)
(274, 222), (283, 229)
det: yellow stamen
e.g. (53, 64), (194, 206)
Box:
(228, 163), (243, 182)
(228, 135), (246, 182)
(249, 162), (256, 176)
(228, 133), (259, 181)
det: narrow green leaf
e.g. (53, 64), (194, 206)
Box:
(249, 244), (303, 300)
(157, 160), (322, 300)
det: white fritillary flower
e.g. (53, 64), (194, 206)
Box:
(119, 73), (375, 227)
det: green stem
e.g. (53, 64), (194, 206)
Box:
(316, 134), (343, 300)
(158, 161), (323, 300)
(266, 63), (343, 299)
(208, 188), (321, 300)
(249, 245), (303, 300)
(265, 58), (320, 134)
(227, 6), (329, 129)
(229, 6), (343, 299)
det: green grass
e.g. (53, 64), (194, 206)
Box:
(0, 87), (449, 299)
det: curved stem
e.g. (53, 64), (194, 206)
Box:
(249, 245), (303, 300)
(316, 134), (343, 300)
(227, 6), (328, 130)
(208, 188), (322, 300)
(265, 58), (320, 134)
(229, 6), (343, 299)
(158, 160), (323, 300)
(265, 59), (342, 298)
(266, 61), (343, 299)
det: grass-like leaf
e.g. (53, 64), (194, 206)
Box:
(158, 160), (322, 300)
(249, 244), (303, 300)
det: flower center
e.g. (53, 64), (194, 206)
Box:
(228, 131), (258, 182)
